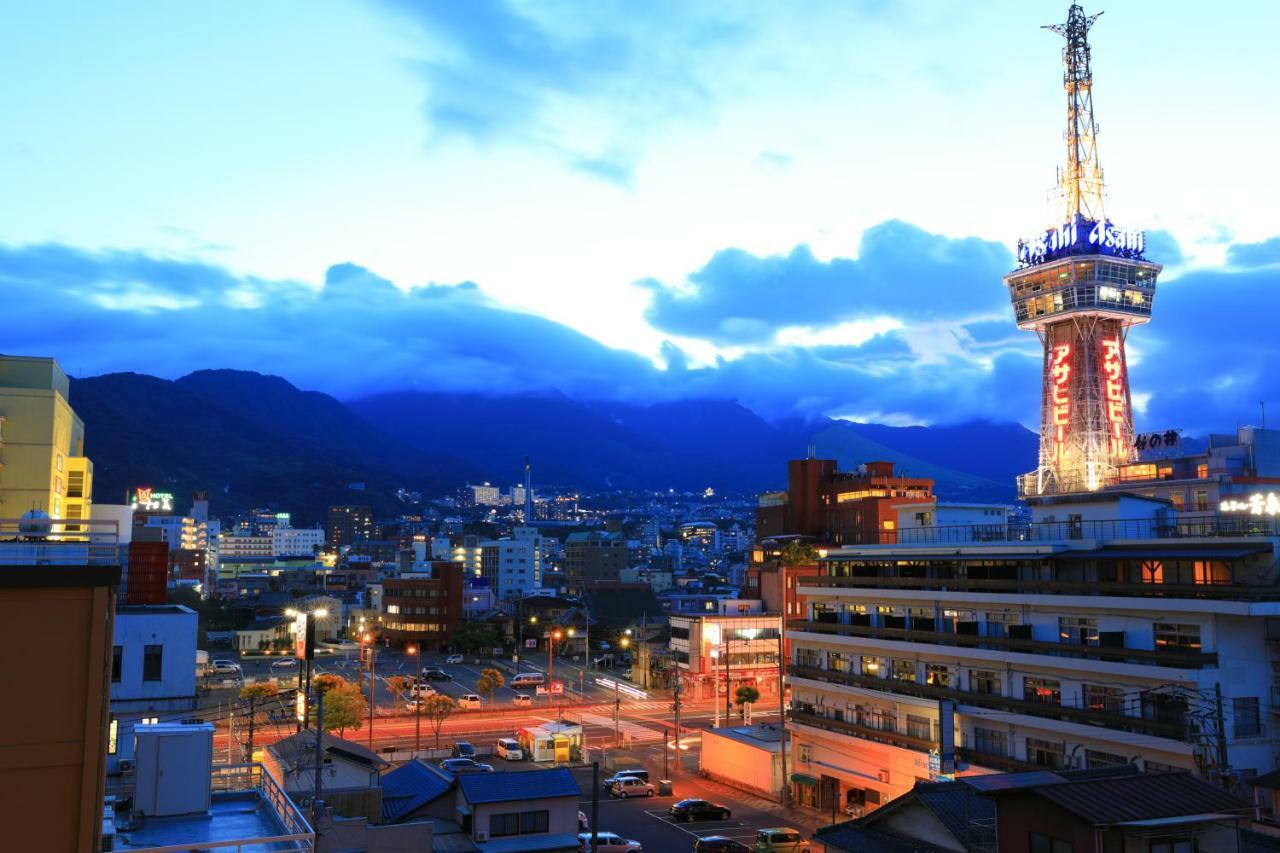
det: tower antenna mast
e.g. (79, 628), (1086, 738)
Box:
(1044, 4), (1105, 221)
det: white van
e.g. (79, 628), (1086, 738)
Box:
(496, 738), (523, 760)
(511, 672), (545, 689)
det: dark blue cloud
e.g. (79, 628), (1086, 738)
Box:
(1143, 229), (1184, 267)
(1227, 236), (1280, 268)
(640, 220), (1014, 345)
(3, 222), (1277, 436)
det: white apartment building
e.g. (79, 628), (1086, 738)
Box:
(482, 526), (543, 598)
(145, 515), (199, 551)
(785, 496), (1280, 816)
(271, 525), (323, 557)
(218, 532), (273, 560)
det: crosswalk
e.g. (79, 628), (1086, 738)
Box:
(578, 713), (664, 741)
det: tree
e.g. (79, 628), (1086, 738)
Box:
(735, 685), (761, 724)
(449, 621), (503, 654)
(313, 673), (348, 695)
(385, 676), (409, 709)
(779, 540), (817, 567)
(476, 668), (505, 702)
(421, 694), (456, 748)
(239, 682), (279, 758)
(319, 683), (366, 737)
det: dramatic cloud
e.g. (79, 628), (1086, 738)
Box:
(639, 221), (1014, 346)
(3, 221), (1277, 436)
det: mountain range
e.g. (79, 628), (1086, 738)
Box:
(70, 370), (1038, 524)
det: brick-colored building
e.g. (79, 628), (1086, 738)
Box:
(381, 562), (463, 651)
(756, 459), (933, 546)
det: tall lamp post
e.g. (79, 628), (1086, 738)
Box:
(407, 644), (423, 755)
(548, 628), (563, 702)
(362, 632), (376, 750)
(286, 605), (328, 732)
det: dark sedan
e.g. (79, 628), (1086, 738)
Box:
(694, 837), (750, 852)
(423, 669), (452, 682)
(668, 799), (732, 822)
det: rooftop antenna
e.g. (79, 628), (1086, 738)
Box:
(806, 443), (816, 460)
(1044, 3), (1106, 222)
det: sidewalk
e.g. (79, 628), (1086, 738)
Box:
(689, 773), (830, 836)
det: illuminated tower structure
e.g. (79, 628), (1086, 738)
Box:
(1007, 3), (1162, 498)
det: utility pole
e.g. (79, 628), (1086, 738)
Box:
(589, 761), (600, 853)
(411, 645), (423, 755)
(672, 675), (683, 776)
(1214, 683), (1232, 788)
(776, 561), (790, 804)
(312, 690), (325, 822)
(613, 679), (621, 747)
(246, 695), (257, 761)
(366, 640), (377, 750)
(724, 636), (732, 726)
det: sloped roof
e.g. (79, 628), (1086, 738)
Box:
(380, 759), (454, 823)
(813, 822), (956, 853)
(457, 768), (580, 804)
(1016, 772), (1251, 825)
(268, 731), (388, 769)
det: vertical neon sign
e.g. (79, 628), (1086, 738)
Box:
(1101, 337), (1128, 458)
(1050, 344), (1072, 459)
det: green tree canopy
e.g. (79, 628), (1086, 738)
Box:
(476, 668), (505, 701)
(449, 621), (503, 653)
(421, 694), (456, 748)
(318, 683), (365, 737)
(779, 540), (817, 567)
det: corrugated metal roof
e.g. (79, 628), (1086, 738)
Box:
(1025, 772), (1251, 825)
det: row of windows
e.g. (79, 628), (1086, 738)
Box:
(489, 809), (549, 838)
(112, 644), (163, 683)
(386, 605), (450, 616)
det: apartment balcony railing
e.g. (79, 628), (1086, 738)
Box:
(0, 517), (120, 565)
(955, 747), (1041, 774)
(881, 516), (1280, 546)
(789, 709), (936, 753)
(789, 664), (1192, 741)
(787, 620), (1216, 669)
(802, 574), (1277, 602)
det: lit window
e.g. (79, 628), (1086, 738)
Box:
(882, 520), (896, 531)
(108, 719), (118, 755)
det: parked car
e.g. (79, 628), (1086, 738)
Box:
(458, 694), (482, 709)
(270, 657), (298, 669)
(438, 758), (493, 774)
(610, 777), (656, 798)
(577, 832), (642, 852)
(451, 741), (476, 759)
(423, 669), (452, 682)
(601, 769), (649, 791)
(695, 838), (751, 853)
(669, 799), (731, 822)
(496, 738), (524, 761)
(752, 829), (809, 852)
(512, 693), (533, 707)
(511, 672), (545, 689)
(407, 682), (437, 698)
(445, 654), (464, 664)
(210, 660), (241, 675)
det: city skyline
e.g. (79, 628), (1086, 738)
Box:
(4, 1), (1280, 433)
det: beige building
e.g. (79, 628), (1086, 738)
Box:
(0, 356), (93, 522)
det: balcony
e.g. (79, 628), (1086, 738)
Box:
(110, 763), (313, 851)
(0, 516), (120, 565)
(889, 515), (1280, 545)
(787, 620), (1216, 669)
(789, 664), (1191, 741)
(955, 747), (1041, 774)
(789, 709), (936, 753)
(803, 573), (1276, 602)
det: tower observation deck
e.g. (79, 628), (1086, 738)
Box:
(1008, 3), (1162, 499)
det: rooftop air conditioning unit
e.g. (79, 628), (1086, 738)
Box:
(117, 759), (135, 773)
(476, 830), (488, 841)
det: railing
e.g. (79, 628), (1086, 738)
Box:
(788, 664), (1192, 741)
(802, 574), (1278, 602)
(789, 709), (936, 753)
(884, 516), (1280, 546)
(0, 516), (119, 565)
(787, 620), (1216, 669)
(956, 746), (1040, 774)
(110, 763), (313, 852)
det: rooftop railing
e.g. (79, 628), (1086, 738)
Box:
(0, 516), (119, 564)
(876, 516), (1280, 547)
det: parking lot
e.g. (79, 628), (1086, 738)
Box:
(568, 766), (819, 852)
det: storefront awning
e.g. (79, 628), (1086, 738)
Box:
(790, 773), (818, 787)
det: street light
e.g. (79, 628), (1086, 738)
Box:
(406, 644), (422, 755)
(548, 629), (563, 702)
(361, 632), (376, 749)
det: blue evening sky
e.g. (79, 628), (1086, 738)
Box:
(2, 1), (1278, 431)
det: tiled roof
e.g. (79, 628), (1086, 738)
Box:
(813, 823), (956, 853)
(1025, 772), (1251, 825)
(380, 759), (454, 823)
(457, 768), (580, 804)
(268, 731), (388, 769)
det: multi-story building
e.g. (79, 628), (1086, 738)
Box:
(565, 530), (626, 590)
(326, 505), (373, 548)
(451, 533), (484, 579)
(467, 482), (503, 506)
(0, 561), (119, 852)
(670, 611), (783, 706)
(0, 355), (93, 523)
(381, 562), (464, 650)
(272, 525), (324, 557)
(107, 604), (198, 772)
(756, 458), (934, 546)
(481, 526), (543, 599)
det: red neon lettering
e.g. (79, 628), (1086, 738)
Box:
(1049, 344), (1072, 456)
(1101, 338), (1128, 457)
